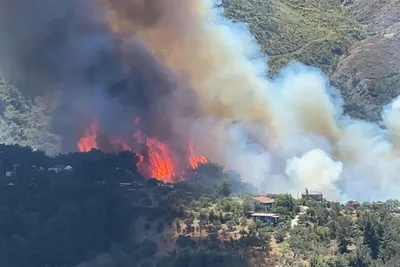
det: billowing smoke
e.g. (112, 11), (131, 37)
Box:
(285, 149), (343, 200)
(1, 0), (400, 201)
(0, 0), (201, 168)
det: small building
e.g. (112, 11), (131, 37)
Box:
(251, 212), (280, 224)
(391, 207), (400, 214)
(301, 191), (323, 202)
(346, 200), (360, 209)
(5, 171), (15, 177)
(48, 165), (73, 173)
(157, 182), (174, 189)
(119, 182), (144, 189)
(246, 196), (275, 212)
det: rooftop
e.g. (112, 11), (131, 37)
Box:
(251, 212), (279, 218)
(49, 165), (72, 169)
(302, 191), (323, 195)
(253, 196), (275, 204)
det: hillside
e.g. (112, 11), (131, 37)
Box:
(332, 0), (400, 120)
(0, 77), (60, 154)
(2, 144), (400, 267)
(223, 0), (400, 121)
(222, 0), (365, 75)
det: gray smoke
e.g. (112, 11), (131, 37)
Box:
(3, 0), (400, 201)
(0, 0), (200, 161)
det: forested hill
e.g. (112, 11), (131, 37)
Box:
(1, 144), (400, 267)
(222, 0), (400, 121)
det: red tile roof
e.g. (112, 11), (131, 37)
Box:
(253, 196), (274, 204)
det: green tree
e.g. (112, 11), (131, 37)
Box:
(361, 212), (383, 259)
(310, 255), (349, 267)
(274, 229), (286, 243)
(209, 209), (215, 222)
(217, 179), (232, 197)
(337, 216), (353, 254)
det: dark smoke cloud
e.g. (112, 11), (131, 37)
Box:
(0, 0), (200, 154)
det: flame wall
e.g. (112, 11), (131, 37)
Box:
(2, 0), (400, 200)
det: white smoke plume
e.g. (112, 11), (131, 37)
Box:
(285, 149), (343, 200)
(181, 0), (400, 201)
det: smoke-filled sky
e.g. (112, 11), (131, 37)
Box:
(1, 0), (400, 201)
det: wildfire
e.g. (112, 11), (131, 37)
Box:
(109, 138), (132, 151)
(77, 123), (98, 152)
(134, 130), (177, 183)
(188, 141), (208, 168)
(77, 122), (207, 183)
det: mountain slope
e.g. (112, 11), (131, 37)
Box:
(222, 0), (365, 75)
(223, 0), (400, 121)
(332, 0), (400, 120)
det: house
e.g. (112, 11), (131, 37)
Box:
(301, 191), (323, 202)
(5, 171), (15, 177)
(246, 196), (275, 212)
(346, 200), (360, 209)
(119, 181), (144, 189)
(132, 181), (144, 189)
(119, 182), (132, 187)
(391, 207), (400, 214)
(250, 212), (280, 224)
(48, 165), (73, 173)
(157, 182), (174, 189)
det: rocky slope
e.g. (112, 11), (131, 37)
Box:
(332, 0), (400, 120)
(223, 0), (400, 121)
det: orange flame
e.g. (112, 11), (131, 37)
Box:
(78, 122), (207, 183)
(188, 141), (208, 168)
(78, 123), (98, 152)
(144, 140), (176, 182)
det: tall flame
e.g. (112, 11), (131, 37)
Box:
(77, 123), (98, 152)
(134, 130), (177, 183)
(77, 122), (207, 183)
(188, 141), (208, 168)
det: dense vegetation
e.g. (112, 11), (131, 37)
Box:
(222, 0), (365, 76)
(0, 144), (255, 267)
(1, 144), (400, 267)
(0, 78), (60, 154)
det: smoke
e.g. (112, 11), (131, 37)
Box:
(1, 0), (400, 201)
(0, 77), (60, 154)
(285, 149), (343, 200)
(0, 0), (201, 163)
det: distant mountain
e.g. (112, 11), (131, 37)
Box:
(223, 0), (400, 121)
(332, 0), (400, 120)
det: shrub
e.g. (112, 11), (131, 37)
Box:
(274, 230), (286, 243)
